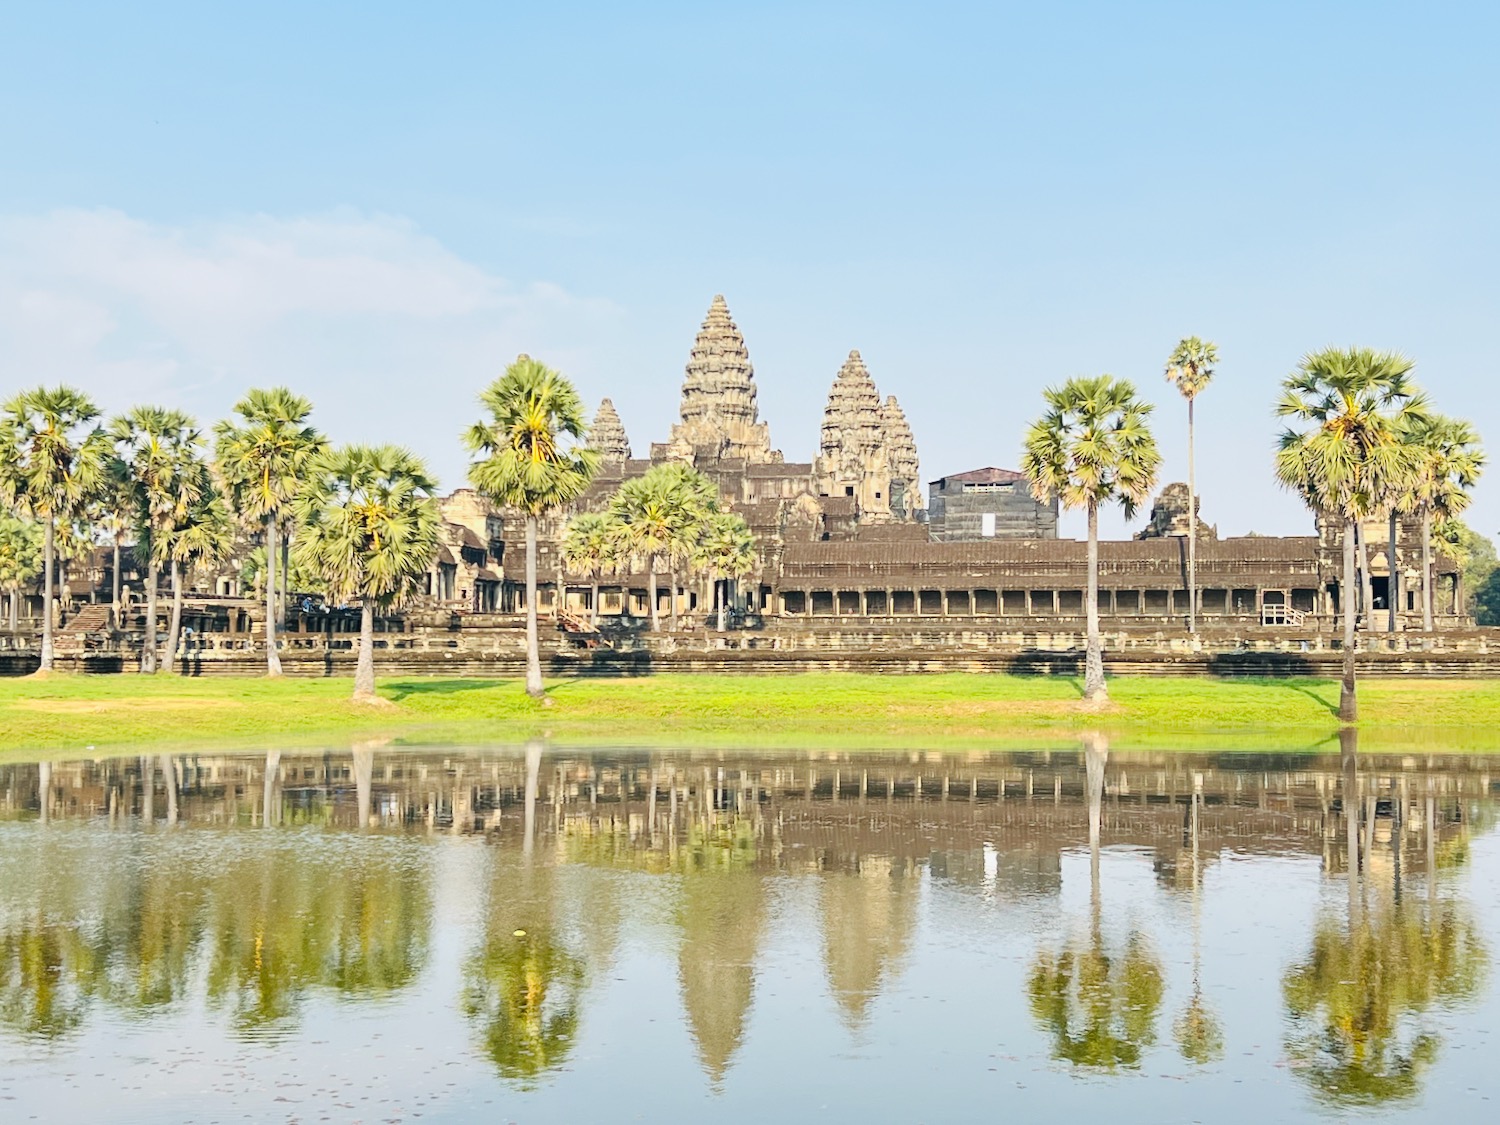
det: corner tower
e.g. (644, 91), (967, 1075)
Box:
(588, 397), (632, 464)
(879, 395), (922, 519)
(816, 349), (893, 519)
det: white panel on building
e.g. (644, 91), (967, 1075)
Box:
(981, 512), (996, 538)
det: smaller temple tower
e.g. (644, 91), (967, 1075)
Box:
(588, 397), (632, 464)
(816, 349), (916, 521)
(880, 395), (922, 519)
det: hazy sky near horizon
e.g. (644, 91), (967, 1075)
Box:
(2, 1), (1497, 540)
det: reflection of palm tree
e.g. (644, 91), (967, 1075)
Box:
(463, 920), (583, 1087)
(1174, 771), (1222, 1064)
(0, 920), (94, 1040)
(1027, 735), (1165, 1069)
(1283, 730), (1488, 1105)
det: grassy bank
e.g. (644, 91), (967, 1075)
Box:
(4, 672), (1500, 759)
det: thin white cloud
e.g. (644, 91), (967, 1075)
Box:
(0, 208), (623, 486)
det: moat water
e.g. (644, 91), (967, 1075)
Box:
(2, 742), (1498, 1123)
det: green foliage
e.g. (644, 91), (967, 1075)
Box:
(212, 387), (326, 526)
(293, 445), (439, 608)
(0, 517), (42, 595)
(1028, 932), (1165, 1069)
(464, 356), (597, 517)
(1274, 348), (1429, 520)
(1435, 519), (1497, 620)
(1398, 414), (1484, 524)
(1165, 337), (1218, 401)
(1021, 375), (1161, 517)
(0, 385), (112, 523)
(109, 406), (206, 569)
(606, 462), (721, 573)
(560, 511), (615, 580)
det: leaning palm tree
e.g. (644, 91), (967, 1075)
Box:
(1164, 337), (1218, 635)
(214, 388), (326, 676)
(294, 444), (439, 703)
(695, 510), (758, 631)
(560, 512), (615, 628)
(0, 386), (112, 672)
(1396, 415), (1484, 632)
(1275, 347), (1430, 721)
(111, 407), (204, 674)
(1021, 376), (1160, 704)
(465, 356), (598, 699)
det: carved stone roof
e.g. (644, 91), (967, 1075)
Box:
(588, 398), (631, 463)
(879, 395), (922, 513)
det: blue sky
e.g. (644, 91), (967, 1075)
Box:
(2, 1), (1497, 539)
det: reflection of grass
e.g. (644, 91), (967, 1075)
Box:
(7, 673), (1500, 757)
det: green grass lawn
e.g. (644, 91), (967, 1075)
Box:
(4, 671), (1500, 759)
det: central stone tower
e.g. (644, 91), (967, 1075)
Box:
(659, 295), (780, 464)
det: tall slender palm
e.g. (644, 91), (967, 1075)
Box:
(162, 479), (233, 674)
(465, 356), (598, 698)
(97, 459), (136, 630)
(695, 510), (758, 631)
(1275, 348), (1430, 721)
(214, 388), (326, 676)
(662, 465), (720, 631)
(294, 444), (439, 702)
(560, 512), (615, 628)
(0, 386), (111, 672)
(110, 407), (204, 674)
(1396, 415), (1484, 631)
(1021, 376), (1160, 703)
(1165, 337), (1218, 635)
(0, 517), (42, 633)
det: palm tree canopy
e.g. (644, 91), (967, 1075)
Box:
(465, 356), (598, 517)
(1020, 375), (1161, 516)
(1274, 347), (1431, 518)
(1165, 337), (1218, 400)
(0, 517), (43, 589)
(293, 444), (439, 607)
(0, 385), (111, 520)
(213, 387), (326, 524)
(561, 512), (615, 578)
(696, 510), (758, 580)
(110, 406), (208, 566)
(607, 463), (719, 568)
(1396, 413), (1484, 521)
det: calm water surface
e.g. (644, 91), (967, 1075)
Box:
(2, 740), (1498, 1123)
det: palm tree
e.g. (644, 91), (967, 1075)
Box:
(1396, 415), (1484, 632)
(1165, 337), (1218, 635)
(465, 356), (597, 699)
(214, 388), (326, 676)
(0, 516), (42, 633)
(560, 512), (615, 628)
(293, 444), (439, 702)
(110, 407), (204, 674)
(1275, 348), (1430, 721)
(162, 480), (233, 674)
(0, 386), (111, 672)
(97, 459), (137, 630)
(1021, 376), (1161, 704)
(695, 510), (758, 631)
(608, 463), (718, 633)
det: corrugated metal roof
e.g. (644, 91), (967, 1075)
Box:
(931, 467), (1027, 486)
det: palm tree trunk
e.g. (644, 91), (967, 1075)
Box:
(39, 516), (55, 672)
(163, 559), (184, 675)
(354, 600), (377, 701)
(669, 564), (680, 632)
(8, 587), (17, 632)
(141, 556), (159, 674)
(112, 533), (122, 630)
(265, 515), (283, 676)
(1357, 522), (1374, 625)
(1083, 501), (1106, 702)
(648, 557), (660, 632)
(1187, 396), (1197, 635)
(280, 532), (291, 627)
(523, 514), (544, 698)
(1387, 509), (1399, 633)
(1340, 517), (1358, 722)
(590, 578), (599, 629)
(717, 578), (728, 632)
(1421, 508), (1434, 632)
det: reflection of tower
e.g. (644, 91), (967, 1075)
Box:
(819, 856), (918, 1029)
(677, 873), (765, 1086)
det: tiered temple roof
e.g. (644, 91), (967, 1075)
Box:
(661, 295), (779, 463)
(879, 395), (922, 517)
(588, 397), (632, 463)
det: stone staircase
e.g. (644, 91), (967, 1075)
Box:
(53, 604), (113, 654)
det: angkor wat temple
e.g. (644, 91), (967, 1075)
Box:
(428, 295), (1466, 637)
(16, 295), (1476, 674)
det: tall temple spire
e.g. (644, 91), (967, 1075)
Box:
(660, 295), (779, 464)
(588, 397), (631, 463)
(880, 395), (922, 518)
(816, 349), (894, 519)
